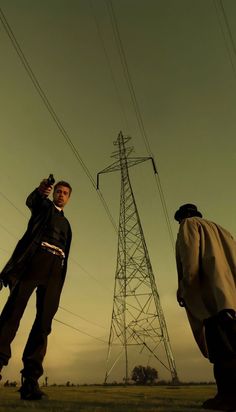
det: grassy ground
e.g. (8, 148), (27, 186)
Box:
(0, 384), (217, 412)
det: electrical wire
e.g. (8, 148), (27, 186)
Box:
(0, 6), (117, 233)
(105, 0), (152, 156)
(59, 306), (106, 329)
(69, 257), (113, 293)
(89, 3), (174, 252)
(54, 317), (108, 344)
(104, 0), (175, 251)
(0, 197), (112, 317)
(0, 4), (120, 348)
(0, 3), (177, 354)
(0, 4), (174, 250)
(0, 222), (17, 239)
(0, 191), (112, 293)
(0, 192), (28, 219)
(27, 299), (108, 342)
(0, 210), (109, 332)
(89, 0), (130, 133)
(219, 0), (236, 55)
(214, 0), (236, 78)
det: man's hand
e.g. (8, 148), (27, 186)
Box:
(38, 179), (53, 197)
(177, 289), (185, 307)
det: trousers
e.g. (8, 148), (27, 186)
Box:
(204, 309), (236, 396)
(0, 248), (64, 379)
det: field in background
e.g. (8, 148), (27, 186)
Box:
(0, 385), (216, 411)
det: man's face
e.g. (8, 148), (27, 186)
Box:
(53, 185), (71, 209)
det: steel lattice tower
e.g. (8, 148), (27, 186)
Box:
(97, 132), (178, 384)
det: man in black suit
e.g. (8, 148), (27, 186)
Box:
(0, 177), (72, 400)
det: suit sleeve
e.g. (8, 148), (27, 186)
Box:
(26, 189), (48, 213)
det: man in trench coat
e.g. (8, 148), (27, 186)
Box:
(0, 177), (72, 400)
(175, 204), (236, 411)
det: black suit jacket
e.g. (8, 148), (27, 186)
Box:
(0, 189), (72, 286)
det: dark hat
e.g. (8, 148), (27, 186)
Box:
(174, 203), (202, 222)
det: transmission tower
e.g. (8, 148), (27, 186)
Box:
(97, 132), (178, 384)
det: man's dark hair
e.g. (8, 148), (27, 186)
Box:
(53, 181), (72, 196)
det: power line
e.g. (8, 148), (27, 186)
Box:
(104, 0), (175, 250)
(70, 257), (112, 293)
(218, 0), (236, 58)
(0, 221), (111, 328)
(89, 0), (130, 133)
(0, 6), (117, 233)
(59, 306), (106, 330)
(0, 242), (109, 333)
(0, 189), (112, 293)
(0, 209), (109, 331)
(89, 3), (173, 253)
(0, 192), (27, 219)
(0, 3), (176, 342)
(54, 317), (108, 344)
(0, 5), (118, 295)
(105, 0), (152, 155)
(70, 257), (111, 293)
(0, 192), (112, 301)
(28, 300), (108, 341)
(0, 4), (174, 247)
(0, 222), (17, 239)
(90, 1), (173, 252)
(214, 0), (236, 78)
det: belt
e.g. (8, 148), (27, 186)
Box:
(41, 245), (64, 258)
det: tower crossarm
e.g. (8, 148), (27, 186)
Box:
(97, 156), (156, 190)
(97, 132), (157, 191)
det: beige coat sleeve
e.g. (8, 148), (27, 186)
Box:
(177, 218), (200, 293)
(176, 219), (208, 357)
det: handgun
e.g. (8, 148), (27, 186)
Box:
(47, 174), (55, 186)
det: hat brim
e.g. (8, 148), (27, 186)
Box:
(174, 210), (202, 222)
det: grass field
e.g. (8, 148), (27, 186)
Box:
(0, 384), (217, 412)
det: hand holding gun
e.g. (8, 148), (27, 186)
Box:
(38, 174), (55, 197)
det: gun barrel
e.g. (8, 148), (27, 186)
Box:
(47, 174), (55, 186)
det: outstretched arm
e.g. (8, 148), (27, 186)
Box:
(26, 179), (53, 211)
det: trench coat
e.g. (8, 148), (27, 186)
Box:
(0, 188), (72, 286)
(176, 217), (236, 357)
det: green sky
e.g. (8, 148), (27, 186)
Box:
(0, 0), (236, 384)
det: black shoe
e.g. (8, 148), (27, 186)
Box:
(19, 377), (47, 400)
(202, 394), (236, 411)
